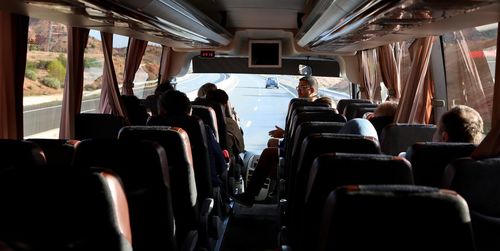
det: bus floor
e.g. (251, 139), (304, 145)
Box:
(219, 202), (280, 251)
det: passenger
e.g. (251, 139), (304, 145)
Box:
(148, 90), (226, 187)
(399, 105), (483, 158)
(368, 101), (398, 138)
(195, 82), (217, 101)
(121, 95), (149, 125)
(206, 89), (245, 161)
(433, 105), (483, 144)
(268, 76), (320, 138)
(145, 81), (175, 116)
(339, 118), (379, 141)
(314, 96), (338, 113)
(233, 76), (322, 207)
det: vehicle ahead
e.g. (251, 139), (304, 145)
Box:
(265, 77), (279, 89)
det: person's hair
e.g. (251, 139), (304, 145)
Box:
(206, 89), (233, 117)
(197, 83), (217, 98)
(299, 76), (318, 92)
(314, 96), (336, 108)
(374, 101), (398, 117)
(159, 90), (191, 116)
(439, 105), (483, 144)
(154, 81), (174, 96)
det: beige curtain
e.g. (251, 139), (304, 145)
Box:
(122, 38), (148, 95)
(378, 43), (402, 101)
(0, 12), (29, 139)
(59, 27), (89, 139)
(159, 46), (172, 85)
(472, 24), (500, 159)
(98, 32), (127, 120)
(394, 36), (435, 123)
(358, 49), (382, 102)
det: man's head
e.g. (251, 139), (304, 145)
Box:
(433, 105), (483, 144)
(297, 76), (318, 99)
(374, 101), (398, 117)
(206, 89), (232, 117)
(197, 83), (217, 98)
(155, 81), (174, 96)
(159, 90), (192, 116)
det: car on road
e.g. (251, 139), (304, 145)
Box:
(265, 77), (279, 89)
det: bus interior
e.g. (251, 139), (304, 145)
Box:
(0, 0), (499, 250)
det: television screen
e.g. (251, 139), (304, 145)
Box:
(248, 40), (282, 68)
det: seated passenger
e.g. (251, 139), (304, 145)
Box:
(368, 101), (398, 138)
(148, 90), (226, 187)
(121, 95), (149, 125)
(194, 82), (217, 102)
(314, 96), (338, 113)
(206, 89), (245, 161)
(144, 81), (174, 116)
(433, 105), (483, 144)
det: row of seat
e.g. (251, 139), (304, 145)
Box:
(278, 98), (500, 251)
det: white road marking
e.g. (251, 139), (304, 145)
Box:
(253, 106), (258, 111)
(245, 121), (252, 128)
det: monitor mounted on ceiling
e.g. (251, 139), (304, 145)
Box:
(248, 40), (282, 68)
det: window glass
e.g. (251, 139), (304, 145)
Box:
(23, 18), (68, 139)
(81, 30), (104, 113)
(443, 23), (497, 132)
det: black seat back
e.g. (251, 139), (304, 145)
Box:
(0, 167), (133, 251)
(344, 103), (378, 120)
(147, 115), (213, 205)
(319, 185), (475, 251)
(443, 157), (500, 251)
(192, 99), (227, 149)
(336, 99), (372, 115)
(380, 123), (437, 156)
(117, 126), (198, 242)
(192, 105), (219, 142)
(75, 113), (125, 140)
(406, 142), (476, 187)
(27, 139), (78, 169)
(369, 115), (394, 139)
(74, 139), (178, 251)
(296, 153), (414, 250)
(0, 139), (46, 170)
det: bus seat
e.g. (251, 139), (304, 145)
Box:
(147, 115), (214, 209)
(286, 106), (333, 134)
(74, 139), (179, 251)
(117, 126), (211, 249)
(284, 121), (345, 187)
(296, 153), (413, 250)
(443, 157), (500, 251)
(27, 139), (79, 169)
(336, 99), (372, 115)
(192, 99), (228, 149)
(192, 105), (219, 143)
(406, 142), (476, 187)
(319, 185), (475, 251)
(369, 115), (394, 139)
(285, 101), (329, 133)
(380, 123), (437, 156)
(75, 113), (125, 140)
(285, 134), (381, 232)
(0, 139), (46, 170)
(344, 103), (378, 120)
(0, 167), (133, 251)
(288, 110), (346, 141)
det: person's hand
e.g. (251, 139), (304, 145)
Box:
(268, 125), (285, 138)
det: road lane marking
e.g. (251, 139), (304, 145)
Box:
(245, 121), (252, 127)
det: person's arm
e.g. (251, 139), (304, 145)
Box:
(268, 125), (285, 138)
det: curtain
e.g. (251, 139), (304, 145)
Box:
(378, 43), (402, 101)
(98, 32), (127, 120)
(358, 49), (382, 102)
(159, 46), (172, 85)
(394, 36), (435, 123)
(0, 12), (29, 139)
(472, 24), (500, 159)
(122, 38), (148, 95)
(59, 27), (89, 139)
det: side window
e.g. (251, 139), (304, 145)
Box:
(23, 18), (68, 139)
(134, 42), (161, 99)
(442, 23), (497, 132)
